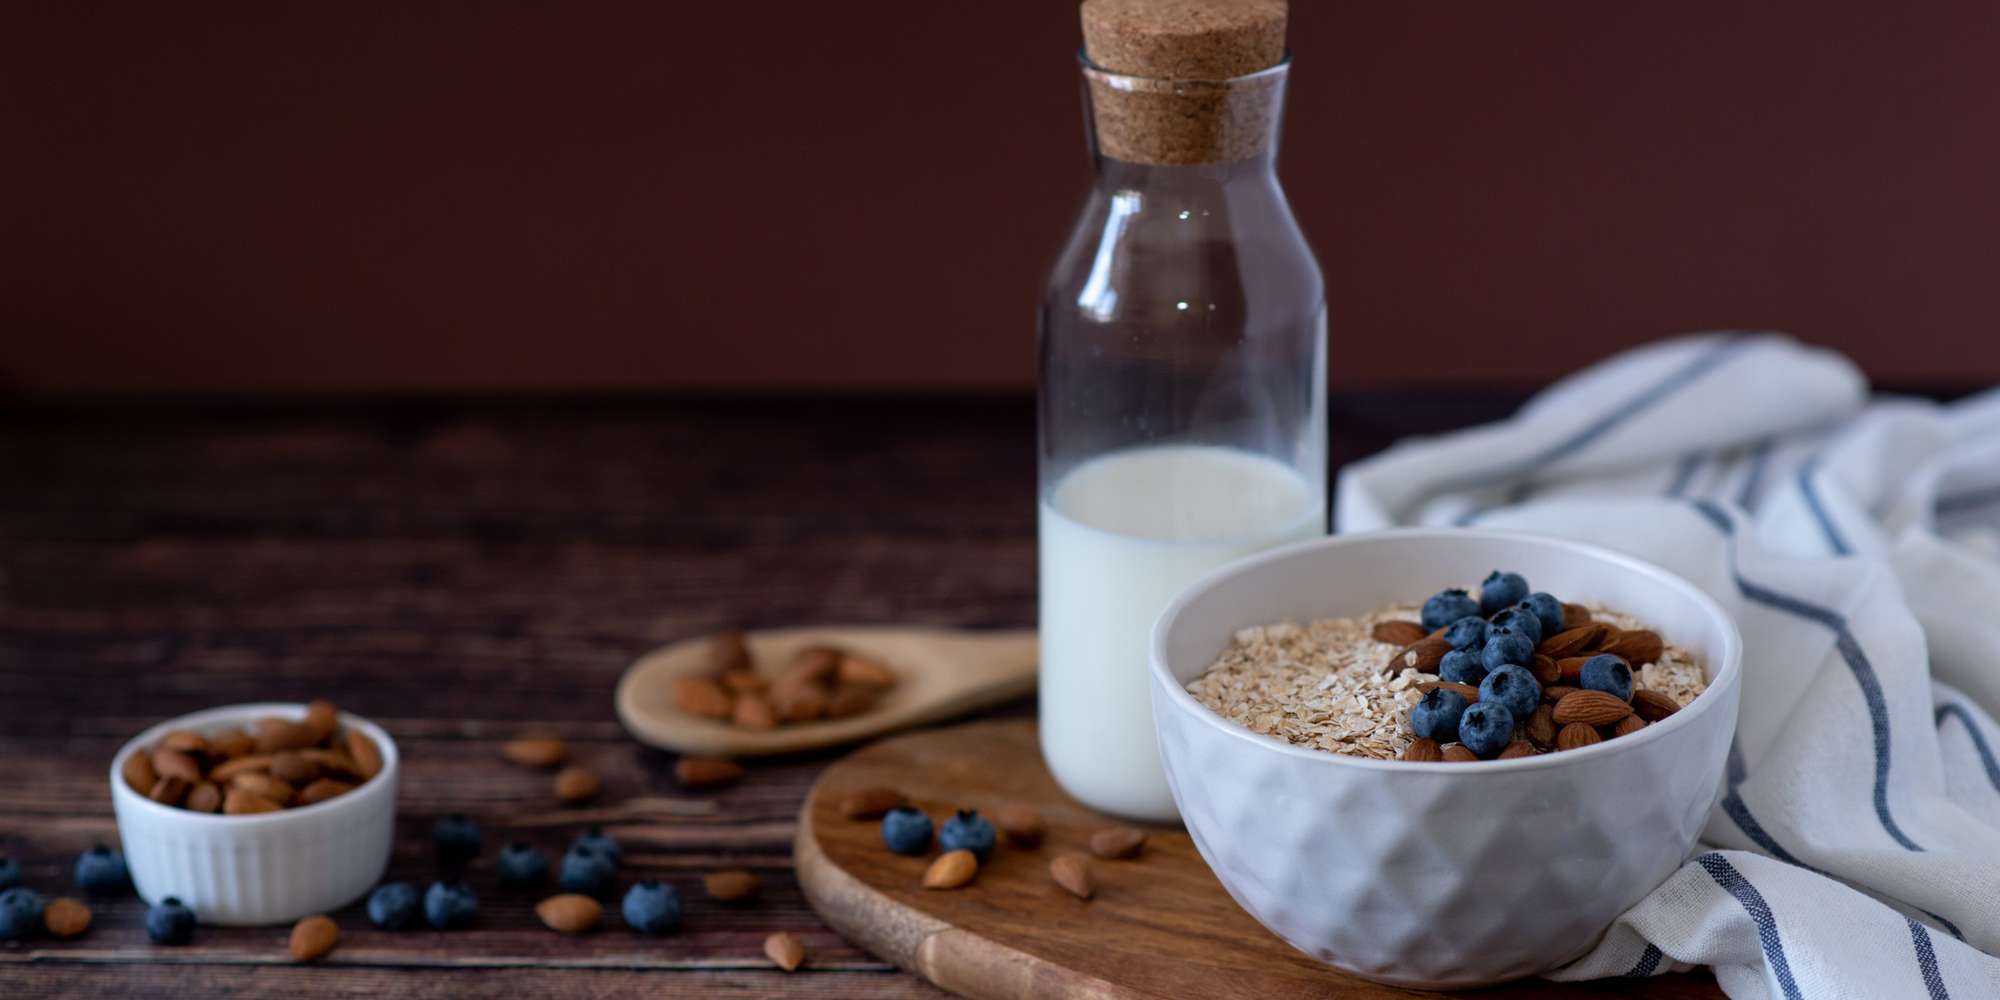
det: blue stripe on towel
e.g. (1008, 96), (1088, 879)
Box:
(1737, 438), (1774, 509)
(1690, 499), (1923, 852)
(1935, 485), (2000, 518)
(1797, 453), (1854, 555)
(1697, 854), (1804, 1000)
(1623, 943), (1665, 978)
(1720, 741), (1817, 870)
(1666, 451), (1707, 498)
(1935, 702), (2000, 794)
(1908, 918), (1951, 1000)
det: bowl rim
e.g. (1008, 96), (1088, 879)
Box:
(108, 702), (400, 827)
(1149, 527), (1743, 773)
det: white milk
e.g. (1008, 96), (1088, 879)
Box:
(1038, 445), (1323, 821)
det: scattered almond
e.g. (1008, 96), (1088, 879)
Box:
(122, 752), (158, 796)
(1632, 688), (1681, 722)
(501, 736), (568, 768)
(1498, 740), (1538, 759)
(1530, 654), (1560, 686)
(838, 787), (906, 820)
(1540, 624), (1608, 658)
(709, 629), (753, 674)
(1600, 629), (1664, 666)
(185, 781), (224, 813)
(224, 787), (283, 814)
(1612, 714), (1647, 738)
(1388, 637), (1453, 675)
(161, 730), (210, 756)
(1556, 722), (1603, 751)
(1552, 689), (1632, 727)
(147, 776), (189, 806)
(672, 675), (733, 720)
(923, 849), (979, 889)
(1416, 680), (1479, 702)
(298, 778), (355, 806)
(1526, 704), (1558, 748)
(764, 931), (806, 971)
(288, 915), (339, 960)
(836, 654), (895, 689)
(1371, 620), (1430, 646)
(1088, 826), (1145, 860)
(675, 756), (744, 789)
(345, 731), (384, 780)
(534, 894), (602, 934)
(1050, 853), (1093, 899)
(703, 869), (760, 903)
(553, 765), (601, 804)
(42, 898), (91, 938)
(1562, 602), (1593, 625)
(995, 805), (1045, 848)
(153, 748), (203, 784)
(269, 751), (319, 786)
(1440, 745), (1479, 762)
(1402, 738), (1443, 762)
(1542, 684), (1579, 705)
(302, 700), (340, 744)
(731, 693), (779, 730)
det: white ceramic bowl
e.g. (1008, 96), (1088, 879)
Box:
(108, 703), (399, 926)
(1150, 529), (1741, 989)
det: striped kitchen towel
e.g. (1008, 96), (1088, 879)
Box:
(1340, 332), (2000, 999)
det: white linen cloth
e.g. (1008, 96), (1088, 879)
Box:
(1339, 333), (2000, 999)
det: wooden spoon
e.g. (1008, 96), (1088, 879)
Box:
(614, 626), (1037, 757)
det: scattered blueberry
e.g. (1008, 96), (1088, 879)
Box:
(0, 887), (44, 942)
(1481, 625), (1535, 672)
(0, 858), (20, 891)
(144, 896), (196, 945)
(881, 807), (933, 856)
(1580, 654), (1634, 702)
(1478, 664), (1541, 722)
(621, 880), (683, 935)
(1458, 702), (1515, 758)
(1421, 588), (1481, 631)
(497, 842), (549, 886)
(423, 880), (480, 930)
(432, 814), (483, 865)
(572, 828), (623, 866)
(1443, 616), (1489, 651)
(74, 844), (130, 895)
(1488, 607), (1542, 646)
(1479, 571), (1530, 616)
(938, 810), (997, 864)
(366, 881), (423, 930)
(1410, 688), (1470, 743)
(1520, 593), (1565, 636)
(558, 844), (617, 896)
(1438, 649), (1487, 687)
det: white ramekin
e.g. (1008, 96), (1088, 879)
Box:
(108, 702), (400, 927)
(1150, 528), (1742, 989)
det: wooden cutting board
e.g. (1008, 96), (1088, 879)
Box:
(796, 718), (1723, 1000)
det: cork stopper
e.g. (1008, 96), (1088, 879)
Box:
(1078, 0), (1290, 166)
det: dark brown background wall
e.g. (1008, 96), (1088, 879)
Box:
(6, 3), (1998, 396)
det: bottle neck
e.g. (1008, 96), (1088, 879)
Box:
(1079, 56), (1289, 169)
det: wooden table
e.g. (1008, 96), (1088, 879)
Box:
(0, 390), (1536, 998)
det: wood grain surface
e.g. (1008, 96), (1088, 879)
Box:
(0, 391), (1596, 998)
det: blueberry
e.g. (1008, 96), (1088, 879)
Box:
(1421, 589), (1481, 631)
(1580, 654), (1634, 702)
(73, 844), (130, 895)
(572, 828), (623, 866)
(1458, 702), (1515, 758)
(558, 844), (616, 896)
(1479, 571), (1530, 616)
(1442, 616), (1488, 651)
(1481, 626), (1534, 672)
(621, 880), (683, 935)
(880, 807), (933, 856)
(432, 814), (482, 865)
(938, 810), (997, 864)
(1520, 593), (1565, 636)
(1478, 664), (1541, 722)
(497, 842), (548, 886)
(423, 880), (479, 929)
(144, 896), (196, 945)
(0, 887), (44, 942)
(1410, 688), (1470, 742)
(1488, 607), (1542, 646)
(0, 857), (20, 891)
(366, 881), (422, 930)
(1438, 649), (1487, 686)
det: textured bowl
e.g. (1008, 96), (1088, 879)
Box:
(108, 703), (399, 926)
(1150, 529), (1741, 989)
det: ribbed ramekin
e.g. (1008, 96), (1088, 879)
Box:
(108, 703), (399, 927)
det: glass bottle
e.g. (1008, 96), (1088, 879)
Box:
(1037, 54), (1326, 822)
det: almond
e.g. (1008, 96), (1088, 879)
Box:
(703, 869), (760, 903)
(269, 751), (319, 786)
(501, 737), (567, 769)
(1542, 684), (1579, 705)
(769, 680), (828, 724)
(837, 786), (906, 820)
(288, 915), (339, 960)
(254, 717), (317, 754)
(1541, 624), (1608, 658)
(302, 700), (340, 745)
(672, 675), (733, 720)
(1526, 704), (1558, 748)
(719, 670), (766, 694)
(1612, 714), (1647, 738)
(1601, 629), (1665, 665)
(823, 683), (879, 719)
(298, 778), (355, 806)
(1402, 738), (1443, 762)
(1440, 744), (1479, 762)
(1556, 656), (1592, 683)
(224, 787), (283, 814)
(836, 654), (895, 689)
(153, 748), (203, 784)
(147, 776), (189, 806)
(42, 898), (92, 938)
(923, 849), (979, 889)
(731, 693), (779, 729)
(121, 752), (158, 795)
(209, 729), (257, 760)
(1388, 637), (1453, 675)
(1632, 688), (1681, 722)
(1556, 722), (1603, 751)
(299, 748), (364, 779)
(1371, 620), (1430, 646)
(709, 629), (753, 674)
(1088, 826), (1146, 860)
(996, 805), (1045, 848)
(345, 731), (384, 780)
(764, 931), (806, 971)
(780, 646), (841, 687)
(210, 754), (275, 782)
(231, 771), (296, 806)
(1530, 654), (1560, 686)
(185, 781), (224, 814)
(1562, 602), (1593, 625)
(1416, 680), (1479, 702)
(674, 756), (743, 790)
(1050, 853), (1093, 899)
(554, 765), (601, 803)
(161, 730), (210, 756)
(1553, 689), (1633, 727)
(1498, 740), (1538, 759)
(534, 894), (602, 934)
